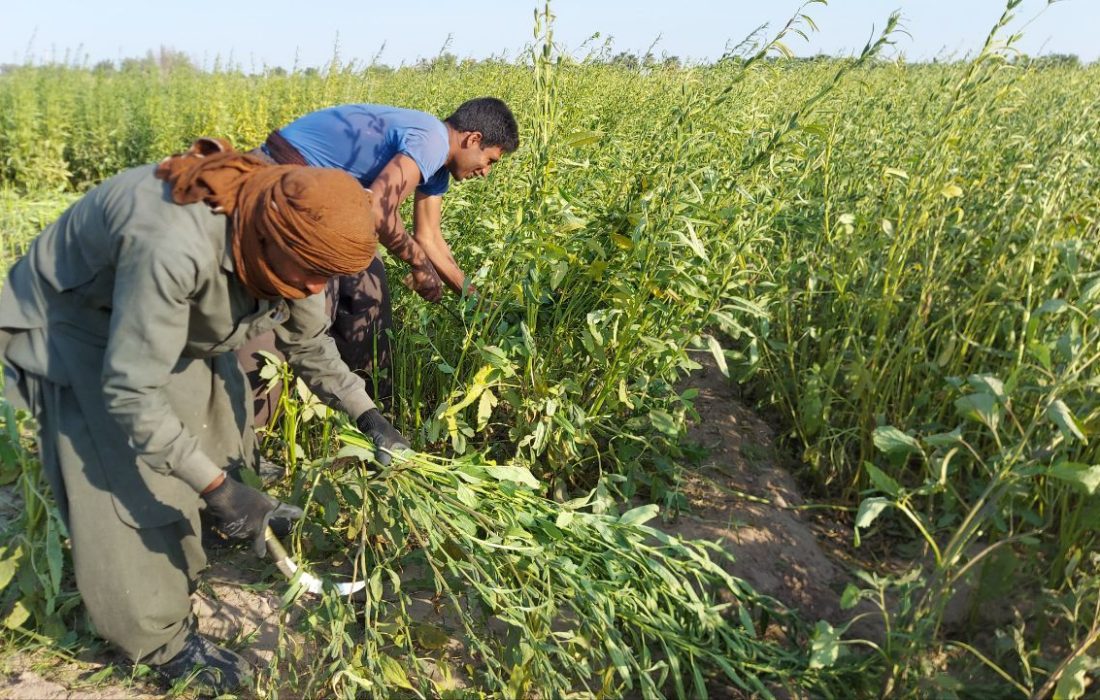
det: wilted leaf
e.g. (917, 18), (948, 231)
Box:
(940, 183), (963, 199)
(369, 570), (384, 602)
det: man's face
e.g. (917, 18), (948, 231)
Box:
(262, 238), (330, 298)
(450, 132), (505, 181)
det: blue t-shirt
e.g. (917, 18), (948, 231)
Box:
(277, 104), (451, 196)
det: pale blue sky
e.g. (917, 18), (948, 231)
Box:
(1, 0), (1094, 70)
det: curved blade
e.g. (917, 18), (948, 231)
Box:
(264, 526), (366, 597)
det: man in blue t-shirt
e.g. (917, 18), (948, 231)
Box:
(237, 97), (519, 424)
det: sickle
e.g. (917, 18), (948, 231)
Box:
(264, 526), (367, 597)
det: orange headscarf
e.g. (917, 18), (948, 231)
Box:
(155, 138), (376, 299)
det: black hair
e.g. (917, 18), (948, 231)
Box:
(444, 97), (519, 153)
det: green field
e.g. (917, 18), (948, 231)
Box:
(1, 5), (1098, 698)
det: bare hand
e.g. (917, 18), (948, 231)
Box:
(403, 264), (444, 303)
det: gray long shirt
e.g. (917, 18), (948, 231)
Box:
(0, 165), (375, 493)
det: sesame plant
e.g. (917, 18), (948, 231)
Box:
(1, 0), (1098, 696)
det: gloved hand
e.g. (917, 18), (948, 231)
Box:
(356, 408), (412, 466)
(201, 475), (304, 558)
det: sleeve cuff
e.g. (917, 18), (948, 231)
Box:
(175, 455), (226, 493)
(343, 390), (376, 424)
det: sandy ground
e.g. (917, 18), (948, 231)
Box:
(672, 353), (878, 636)
(1, 354), (870, 698)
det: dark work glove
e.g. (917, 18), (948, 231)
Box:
(201, 476), (304, 558)
(356, 408), (412, 466)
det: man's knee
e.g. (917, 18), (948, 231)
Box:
(72, 517), (202, 663)
(83, 581), (193, 663)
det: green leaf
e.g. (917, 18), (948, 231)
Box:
(967, 374), (1006, 401)
(377, 653), (414, 690)
(954, 392), (1000, 430)
(455, 482), (480, 509)
(648, 409), (679, 436)
(809, 620), (840, 669)
(563, 130), (602, 148)
(924, 427), (962, 448)
(1054, 654), (1097, 700)
(1037, 298), (1069, 315)
(840, 584), (861, 610)
(618, 504), (659, 527)
(585, 312), (605, 347)
(610, 233), (633, 251)
(863, 462), (900, 498)
(606, 640), (632, 681)
(706, 335), (729, 378)
(854, 497), (890, 547)
(415, 623), (451, 650)
(368, 569), (383, 602)
(737, 605), (757, 637)
(1047, 400), (1088, 444)
(476, 389), (497, 431)
(46, 522), (63, 592)
(1048, 462), (1100, 495)
(3, 600), (31, 630)
(872, 426), (921, 458)
(0, 546), (21, 593)
(335, 443), (375, 462)
(485, 465), (541, 489)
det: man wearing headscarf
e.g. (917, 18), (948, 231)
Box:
(0, 138), (404, 694)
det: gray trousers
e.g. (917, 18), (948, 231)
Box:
(4, 344), (252, 664)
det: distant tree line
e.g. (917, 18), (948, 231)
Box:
(0, 46), (1090, 76)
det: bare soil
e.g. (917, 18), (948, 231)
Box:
(669, 353), (879, 638)
(1, 354), (873, 698)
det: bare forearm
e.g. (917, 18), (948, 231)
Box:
(417, 236), (466, 293)
(377, 213), (432, 270)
